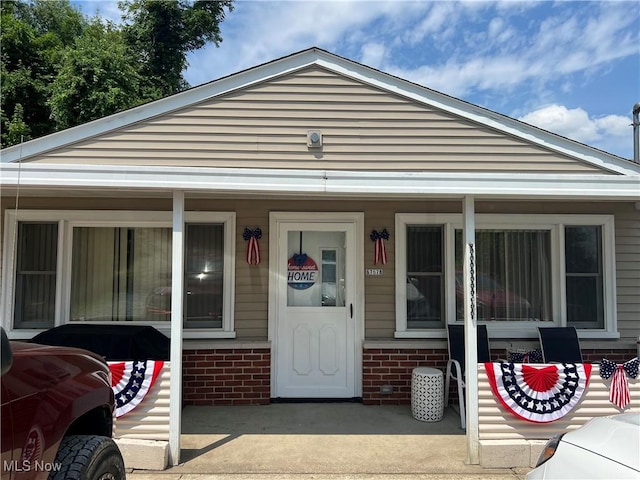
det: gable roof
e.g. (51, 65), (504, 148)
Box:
(1, 47), (639, 176)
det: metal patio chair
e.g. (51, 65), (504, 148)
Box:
(444, 324), (491, 430)
(537, 326), (583, 363)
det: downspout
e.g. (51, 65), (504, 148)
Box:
(463, 196), (479, 464)
(633, 102), (640, 164)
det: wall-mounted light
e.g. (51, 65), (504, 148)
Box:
(307, 130), (322, 148)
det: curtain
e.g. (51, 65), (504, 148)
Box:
(71, 227), (172, 321)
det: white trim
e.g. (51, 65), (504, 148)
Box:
(395, 213), (617, 339)
(169, 191), (184, 466)
(2, 48), (638, 175)
(1, 209), (236, 338)
(1, 164), (639, 200)
(463, 196), (479, 465)
(268, 211), (364, 398)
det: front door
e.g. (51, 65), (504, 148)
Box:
(271, 214), (361, 398)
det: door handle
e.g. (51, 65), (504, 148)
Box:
(350, 303), (353, 318)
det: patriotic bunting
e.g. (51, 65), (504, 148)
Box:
(485, 362), (591, 423)
(243, 227), (262, 265)
(109, 360), (164, 418)
(599, 357), (639, 410)
(370, 229), (389, 265)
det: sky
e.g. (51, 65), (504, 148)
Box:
(75, 0), (640, 159)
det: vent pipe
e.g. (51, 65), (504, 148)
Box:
(633, 102), (640, 164)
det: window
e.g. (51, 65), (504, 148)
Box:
(13, 222), (58, 329)
(3, 211), (235, 337)
(71, 227), (172, 322)
(565, 226), (604, 329)
(406, 226), (443, 328)
(183, 224), (225, 328)
(454, 229), (552, 322)
(395, 213), (616, 338)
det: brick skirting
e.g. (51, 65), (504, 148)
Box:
(362, 348), (449, 405)
(182, 349), (271, 405)
(362, 347), (638, 405)
(182, 347), (637, 406)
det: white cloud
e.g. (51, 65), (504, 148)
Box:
(359, 43), (387, 70)
(381, 3), (639, 99)
(74, 1), (122, 24)
(404, 2), (457, 45)
(518, 104), (633, 157)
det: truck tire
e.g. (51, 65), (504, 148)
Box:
(49, 435), (125, 480)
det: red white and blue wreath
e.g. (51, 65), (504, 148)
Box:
(485, 362), (592, 423)
(109, 360), (164, 417)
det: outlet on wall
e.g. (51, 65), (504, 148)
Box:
(380, 384), (394, 395)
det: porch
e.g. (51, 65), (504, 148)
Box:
(128, 403), (529, 479)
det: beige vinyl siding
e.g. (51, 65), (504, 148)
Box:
(1, 197), (638, 345)
(478, 364), (640, 440)
(615, 209), (640, 342)
(25, 67), (608, 174)
(114, 362), (170, 441)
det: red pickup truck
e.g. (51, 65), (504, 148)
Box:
(1, 328), (125, 480)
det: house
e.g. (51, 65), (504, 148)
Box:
(1, 47), (639, 468)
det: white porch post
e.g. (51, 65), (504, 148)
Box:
(463, 195), (479, 464)
(169, 190), (184, 466)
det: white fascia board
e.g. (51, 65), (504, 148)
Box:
(0, 163), (326, 194)
(313, 52), (640, 176)
(0, 51), (320, 164)
(1, 163), (638, 200)
(325, 170), (640, 200)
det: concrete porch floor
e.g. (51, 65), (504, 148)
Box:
(127, 403), (530, 479)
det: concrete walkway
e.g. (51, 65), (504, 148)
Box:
(127, 403), (529, 479)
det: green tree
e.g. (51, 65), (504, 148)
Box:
(1, 0), (234, 148)
(48, 21), (147, 129)
(1, 0), (86, 145)
(120, 0), (233, 96)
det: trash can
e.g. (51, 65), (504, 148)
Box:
(411, 367), (444, 422)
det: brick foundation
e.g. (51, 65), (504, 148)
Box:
(181, 347), (637, 406)
(362, 347), (637, 405)
(362, 348), (448, 405)
(182, 349), (271, 405)
(582, 349), (637, 363)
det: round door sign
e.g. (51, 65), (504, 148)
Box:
(287, 253), (318, 290)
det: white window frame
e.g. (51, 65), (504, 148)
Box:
(395, 213), (617, 339)
(2, 210), (236, 339)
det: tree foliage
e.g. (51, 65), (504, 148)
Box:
(120, 0), (232, 96)
(48, 21), (146, 129)
(1, 0), (233, 148)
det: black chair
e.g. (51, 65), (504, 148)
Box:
(537, 326), (583, 363)
(444, 324), (491, 429)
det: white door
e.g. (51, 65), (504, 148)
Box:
(272, 218), (358, 398)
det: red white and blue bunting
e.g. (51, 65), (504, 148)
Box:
(109, 360), (164, 418)
(485, 362), (592, 423)
(599, 357), (639, 410)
